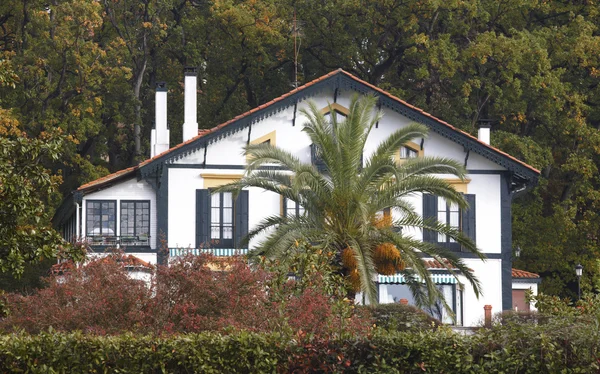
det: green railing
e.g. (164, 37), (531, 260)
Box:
(169, 248), (249, 257)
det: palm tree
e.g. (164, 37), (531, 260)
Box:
(221, 94), (483, 307)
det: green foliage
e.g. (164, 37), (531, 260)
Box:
(1, 0), (600, 297)
(0, 110), (84, 276)
(1, 323), (600, 373)
(368, 303), (441, 332)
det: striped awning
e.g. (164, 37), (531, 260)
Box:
(169, 248), (249, 257)
(378, 273), (458, 285)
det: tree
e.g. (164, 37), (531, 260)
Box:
(222, 95), (482, 306)
(0, 109), (84, 276)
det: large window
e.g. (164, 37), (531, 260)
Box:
(120, 201), (150, 239)
(210, 192), (234, 248)
(423, 194), (476, 250)
(437, 197), (460, 243)
(196, 189), (249, 249)
(86, 201), (116, 236)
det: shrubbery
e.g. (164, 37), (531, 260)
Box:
(1, 323), (599, 373)
(368, 302), (441, 332)
(0, 250), (372, 338)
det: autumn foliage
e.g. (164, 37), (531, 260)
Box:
(0, 253), (372, 338)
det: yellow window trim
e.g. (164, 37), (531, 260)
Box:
(247, 130), (276, 162)
(200, 173), (243, 189)
(443, 179), (471, 194)
(250, 130), (276, 147)
(395, 141), (424, 164)
(320, 102), (349, 116)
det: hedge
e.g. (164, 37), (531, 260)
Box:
(1, 321), (599, 373)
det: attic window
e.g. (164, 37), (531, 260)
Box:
(247, 131), (276, 162)
(250, 131), (276, 147)
(395, 141), (424, 164)
(320, 103), (349, 122)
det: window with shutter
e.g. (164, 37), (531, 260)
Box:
(196, 189), (249, 249)
(282, 197), (305, 218)
(422, 193), (476, 251)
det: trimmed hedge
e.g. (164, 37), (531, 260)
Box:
(367, 303), (441, 332)
(1, 321), (599, 373)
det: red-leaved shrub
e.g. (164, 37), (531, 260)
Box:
(0, 252), (373, 338)
(1, 256), (152, 334)
(150, 254), (277, 333)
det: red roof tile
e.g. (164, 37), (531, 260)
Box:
(50, 255), (154, 275)
(512, 268), (540, 279)
(77, 69), (539, 192)
(423, 259), (457, 270)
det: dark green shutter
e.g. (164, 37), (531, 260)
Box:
(422, 194), (437, 242)
(462, 194), (477, 243)
(282, 196), (287, 217)
(196, 189), (210, 249)
(234, 190), (249, 248)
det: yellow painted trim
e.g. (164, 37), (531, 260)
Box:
(250, 130), (276, 147)
(443, 179), (471, 194)
(395, 141), (424, 164)
(320, 102), (350, 116)
(200, 173), (243, 189)
(280, 194), (284, 216)
(247, 130), (276, 162)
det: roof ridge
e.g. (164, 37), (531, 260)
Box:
(78, 69), (539, 192)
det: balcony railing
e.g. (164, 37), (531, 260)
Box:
(85, 235), (151, 248)
(169, 248), (248, 258)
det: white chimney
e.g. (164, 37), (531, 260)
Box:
(478, 122), (491, 145)
(182, 67), (198, 142)
(151, 82), (169, 158)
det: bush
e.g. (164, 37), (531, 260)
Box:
(367, 302), (441, 332)
(1, 256), (152, 334)
(2, 322), (599, 373)
(0, 252), (372, 339)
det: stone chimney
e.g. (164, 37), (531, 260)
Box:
(150, 82), (169, 158)
(182, 67), (198, 142)
(478, 121), (491, 145)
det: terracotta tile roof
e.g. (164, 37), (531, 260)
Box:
(50, 255), (154, 275)
(77, 69), (539, 192)
(423, 259), (457, 270)
(50, 261), (75, 275)
(77, 166), (137, 192)
(512, 268), (540, 279)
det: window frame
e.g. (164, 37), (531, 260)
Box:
(120, 200), (151, 239)
(209, 191), (235, 248)
(85, 200), (117, 237)
(395, 141), (424, 164)
(282, 197), (305, 218)
(423, 192), (476, 251)
(436, 197), (461, 244)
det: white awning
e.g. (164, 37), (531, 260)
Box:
(378, 273), (458, 284)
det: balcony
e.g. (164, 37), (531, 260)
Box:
(85, 235), (151, 250)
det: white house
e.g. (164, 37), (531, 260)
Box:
(53, 68), (540, 326)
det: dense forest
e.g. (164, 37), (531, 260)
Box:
(1, 0), (600, 298)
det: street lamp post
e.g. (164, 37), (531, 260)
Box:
(575, 264), (583, 301)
